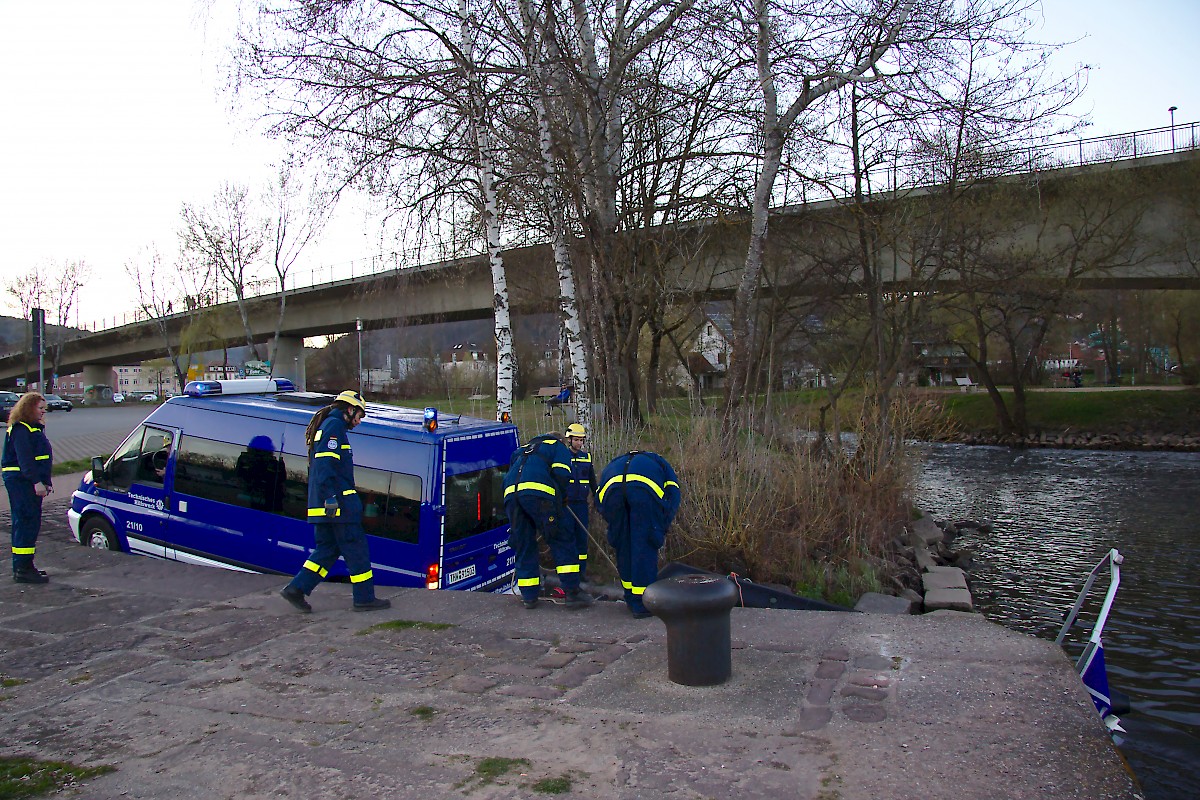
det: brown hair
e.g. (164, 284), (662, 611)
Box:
(304, 401), (355, 452)
(9, 392), (46, 426)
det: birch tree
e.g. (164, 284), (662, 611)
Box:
(237, 0), (526, 420)
(513, 0), (592, 428)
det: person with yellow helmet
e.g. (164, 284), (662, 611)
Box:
(280, 390), (391, 613)
(563, 423), (597, 584)
(502, 432), (593, 609)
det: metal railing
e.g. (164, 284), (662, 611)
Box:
(75, 120), (1199, 335)
(782, 121), (1199, 203)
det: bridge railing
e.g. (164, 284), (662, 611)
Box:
(75, 120), (1198, 335)
(791, 121), (1199, 203)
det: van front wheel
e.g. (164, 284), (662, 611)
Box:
(81, 517), (119, 551)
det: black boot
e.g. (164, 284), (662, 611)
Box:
(352, 598), (391, 612)
(13, 567), (49, 584)
(279, 585), (312, 613)
(563, 589), (594, 609)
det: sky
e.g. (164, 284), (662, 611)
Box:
(1, 0), (1198, 328)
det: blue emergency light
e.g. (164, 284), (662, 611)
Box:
(424, 406), (438, 432)
(184, 378), (296, 397)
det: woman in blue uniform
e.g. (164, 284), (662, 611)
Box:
(3, 392), (53, 584)
(280, 390), (391, 613)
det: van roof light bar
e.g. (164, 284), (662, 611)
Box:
(183, 378), (297, 397)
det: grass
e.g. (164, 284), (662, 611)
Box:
(356, 620), (453, 635)
(0, 756), (114, 799)
(0, 678), (28, 689)
(532, 775), (573, 793)
(52, 458), (97, 477)
(409, 705), (437, 721)
(935, 387), (1200, 434)
(473, 756), (530, 785)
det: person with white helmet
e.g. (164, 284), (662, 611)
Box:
(563, 423), (597, 584)
(280, 390), (391, 613)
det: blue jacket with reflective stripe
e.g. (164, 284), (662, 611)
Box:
(566, 448), (597, 506)
(307, 412), (362, 523)
(598, 451), (681, 522)
(504, 434), (574, 503)
(2, 420), (53, 486)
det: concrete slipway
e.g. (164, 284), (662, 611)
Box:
(0, 498), (1140, 800)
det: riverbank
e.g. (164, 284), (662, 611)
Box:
(926, 386), (1200, 451)
(0, 498), (1140, 800)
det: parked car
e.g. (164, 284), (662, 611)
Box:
(112, 393), (125, 404)
(44, 394), (73, 412)
(0, 391), (19, 422)
(140, 393), (159, 403)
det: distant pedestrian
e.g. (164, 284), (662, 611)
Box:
(280, 390), (391, 613)
(563, 423), (597, 583)
(598, 450), (681, 618)
(3, 392), (53, 584)
(503, 432), (593, 609)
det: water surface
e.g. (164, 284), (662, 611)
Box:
(916, 444), (1200, 800)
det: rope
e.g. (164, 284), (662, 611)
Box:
(728, 572), (745, 607)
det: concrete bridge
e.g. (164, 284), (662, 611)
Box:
(2, 135), (1197, 388)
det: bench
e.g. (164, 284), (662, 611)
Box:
(955, 377), (976, 392)
(536, 385), (572, 416)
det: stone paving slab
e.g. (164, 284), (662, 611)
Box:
(0, 510), (1141, 800)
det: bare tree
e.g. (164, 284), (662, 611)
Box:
(126, 246), (214, 392)
(5, 261), (89, 392)
(264, 165), (333, 373)
(180, 182), (266, 359)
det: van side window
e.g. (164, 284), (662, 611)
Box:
(444, 466), (508, 543)
(357, 465), (422, 545)
(175, 436), (296, 518)
(279, 452), (311, 520)
(173, 435), (422, 538)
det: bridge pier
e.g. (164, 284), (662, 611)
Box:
(270, 337), (306, 390)
(81, 364), (116, 404)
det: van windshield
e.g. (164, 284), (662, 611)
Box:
(444, 466), (508, 542)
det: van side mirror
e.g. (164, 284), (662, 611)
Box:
(91, 456), (108, 480)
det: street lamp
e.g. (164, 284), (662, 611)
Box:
(356, 318), (364, 393)
(1169, 106), (1178, 151)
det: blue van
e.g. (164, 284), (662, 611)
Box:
(68, 378), (518, 591)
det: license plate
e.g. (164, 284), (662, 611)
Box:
(447, 564), (476, 584)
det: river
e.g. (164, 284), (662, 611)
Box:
(915, 444), (1200, 800)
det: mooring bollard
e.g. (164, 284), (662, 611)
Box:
(642, 573), (739, 686)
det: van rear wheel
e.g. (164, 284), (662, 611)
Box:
(81, 517), (118, 551)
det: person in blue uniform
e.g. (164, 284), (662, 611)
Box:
(503, 432), (593, 609)
(280, 390), (391, 613)
(563, 423), (597, 584)
(598, 450), (681, 618)
(3, 393), (53, 584)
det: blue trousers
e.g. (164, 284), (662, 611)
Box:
(566, 502), (589, 580)
(286, 522), (377, 604)
(602, 490), (665, 615)
(505, 493), (581, 602)
(5, 478), (42, 573)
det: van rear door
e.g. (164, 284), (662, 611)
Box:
(437, 430), (518, 591)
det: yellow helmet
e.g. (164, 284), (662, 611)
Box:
(565, 423), (586, 439)
(336, 390), (367, 414)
